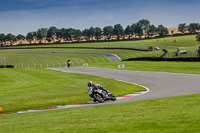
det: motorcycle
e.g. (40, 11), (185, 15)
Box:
(88, 87), (116, 103)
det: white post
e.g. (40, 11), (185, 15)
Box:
(4, 57), (6, 68)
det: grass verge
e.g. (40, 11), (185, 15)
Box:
(0, 49), (110, 68)
(89, 61), (200, 75)
(0, 68), (145, 114)
(0, 93), (199, 133)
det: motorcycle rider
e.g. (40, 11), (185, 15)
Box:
(88, 81), (109, 102)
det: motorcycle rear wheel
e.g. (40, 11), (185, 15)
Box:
(93, 93), (105, 103)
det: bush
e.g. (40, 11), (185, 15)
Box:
(197, 46), (200, 57)
(196, 33), (200, 43)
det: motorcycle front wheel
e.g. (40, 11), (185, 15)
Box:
(109, 93), (116, 101)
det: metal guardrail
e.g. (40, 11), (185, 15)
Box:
(0, 65), (14, 68)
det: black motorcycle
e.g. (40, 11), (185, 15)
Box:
(88, 87), (116, 103)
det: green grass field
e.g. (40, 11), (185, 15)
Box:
(0, 34), (200, 132)
(1, 48), (200, 74)
(0, 49), (110, 68)
(0, 37), (199, 68)
(89, 61), (200, 75)
(0, 68), (145, 114)
(3, 35), (200, 59)
(0, 93), (199, 133)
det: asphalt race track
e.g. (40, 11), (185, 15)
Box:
(51, 67), (200, 105)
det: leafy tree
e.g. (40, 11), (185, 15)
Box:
(94, 27), (102, 41)
(147, 25), (157, 38)
(197, 46), (200, 57)
(196, 33), (200, 43)
(55, 29), (63, 43)
(32, 31), (37, 43)
(88, 27), (95, 41)
(82, 28), (90, 41)
(113, 24), (124, 40)
(125, 25), (133, 39)
(188, 23), (199, 33)
(137, 19), (151, 38)
(68, 28), (76, 41)
(0, 33), (5, 46)
(74, 29), (82, 42)
(134, 23), (143, 39)
(16, 34), (25, 44)
(5, 33), (16, 46)
(103, 26), (114, 40)
(46, 26), (57, 43)
(26, 32), (34, 44)
(178, 23), (188, 34)
(61, 28), (69, 42)
(131, 23), (137, 38)
(156, 25), (169, 36)
(36, 28), (48, 44)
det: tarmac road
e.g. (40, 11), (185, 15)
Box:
(50, 67), (200, 105)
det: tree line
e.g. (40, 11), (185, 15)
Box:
(0, 19), (199, 46)
(178, 23), (200, 34)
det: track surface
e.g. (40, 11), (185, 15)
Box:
(51, 67), (200, 105)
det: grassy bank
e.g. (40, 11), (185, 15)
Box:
(0, 93), (199, 132)
(0, 49), (110, 68)
(1, 35), (199, 62)
(0, 68), (145, 114)
(90, 61), (200, 75)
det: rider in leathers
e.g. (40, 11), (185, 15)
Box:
(88, 81), (109, 102)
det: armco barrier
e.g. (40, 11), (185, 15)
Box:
(0, 65), (14, 68)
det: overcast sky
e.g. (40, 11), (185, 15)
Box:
(0, 0), (200, 35)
